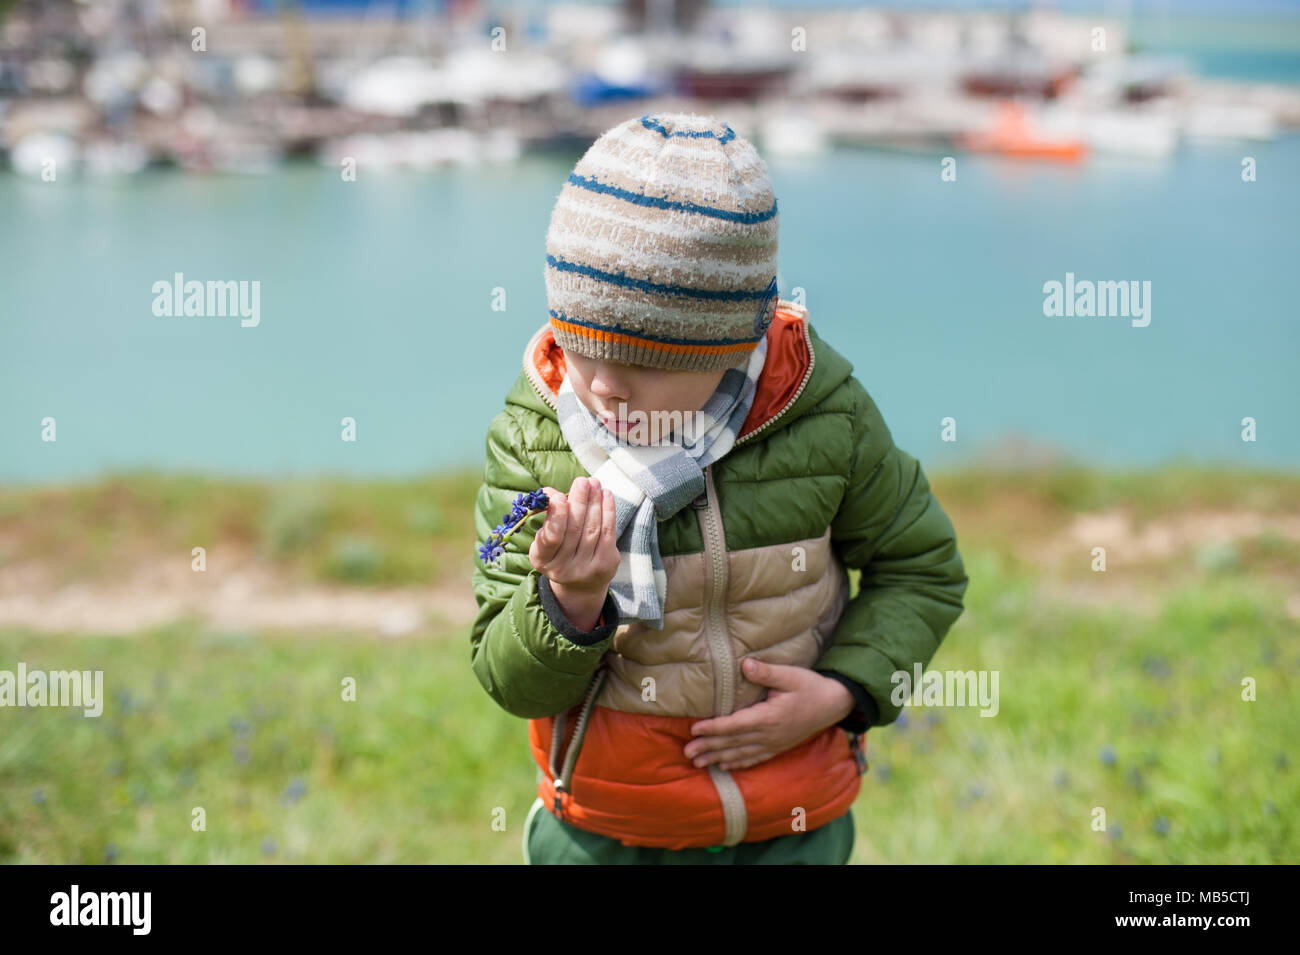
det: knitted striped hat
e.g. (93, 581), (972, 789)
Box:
(543, 112), (779, 372)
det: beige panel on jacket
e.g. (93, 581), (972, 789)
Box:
(598, 528), (850, 717)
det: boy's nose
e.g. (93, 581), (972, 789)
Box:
(590, 363), (630, 400)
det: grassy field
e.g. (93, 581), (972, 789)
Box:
(1, 465), (1297, 863)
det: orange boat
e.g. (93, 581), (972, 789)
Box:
(957, 102), (1087, 162)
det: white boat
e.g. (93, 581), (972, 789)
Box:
(84, 139), (150, 176)
(318, 128), (520, 171)
(1085, 112), (1178, 158)
(10, 132), (77, 177)
(1038, 106), (1178, 158)
(1183, 104), (1278, 142)
(343, 58), (458, 118)
(758, 112), (829, 158)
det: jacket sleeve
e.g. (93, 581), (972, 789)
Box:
(469, 407), (620, 719)
(814, 377), (969, 729)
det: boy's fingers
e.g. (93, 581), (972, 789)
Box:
(685, 731), (765, 757)
(559, 478), (590, 563)
(691, 707), (765, 737)
(702, 744), (768, 769)
(601, 489), (617, 554)
(537, 492), (567, 562)
(576, 479), (604, 564)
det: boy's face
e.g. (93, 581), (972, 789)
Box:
(564, 352), (730, 445)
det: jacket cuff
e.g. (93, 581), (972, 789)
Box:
(537, 574), (620, 647)
(817, 670), (880, 733)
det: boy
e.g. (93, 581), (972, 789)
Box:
(470, 113), (968, 864)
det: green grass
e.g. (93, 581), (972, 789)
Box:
(0, 623), (536, 864)
(0, 469), (482, 587)
(846, 555), (1297, 864)
(1, 465), (1297, 863)
(2, 552), (1295, 863)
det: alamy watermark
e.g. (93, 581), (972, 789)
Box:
(891, 663), (999, 717)
(152, 272), (260, 327)
(598, 400), (708, 447)
(50, 885), (150, 934)
(1, 662), (103, 717)
(1042, 272), (1151, 327)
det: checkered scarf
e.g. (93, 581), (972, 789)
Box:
(555, 335), (768, 630)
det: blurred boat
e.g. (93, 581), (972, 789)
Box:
(571, 37), (670, 106)
(84, 139), (150, 176)
(757, 112), (829, 157)
(1183, 104), (1278, 142)
(10, 132), (77, 177)
(807, 50), (961, 103)
(675, 61), (794, 100)
(317, 128), (520, 170)
(957, 101), (1086, 161)
(343, 58), (451, 118)
(668, 35), (798, 100)
(962, 52), (1079, 101)
(1076, 55), (1192, 104)
(1037, 106), (1179, 159)
(1083, 112), (1178, 158)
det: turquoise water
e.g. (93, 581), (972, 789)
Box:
(3, 134), (1298, 484)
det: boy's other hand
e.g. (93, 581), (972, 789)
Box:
(530, 477), (620, 631)
(683, 659), (856, 772)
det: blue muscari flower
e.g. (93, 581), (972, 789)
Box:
(282, 777), (307, 805)
(478, 489), (549, 568)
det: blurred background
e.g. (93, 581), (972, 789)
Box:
(1, 0), (1297, 864)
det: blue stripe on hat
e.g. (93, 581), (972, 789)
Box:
(565, 173), (777, 224)
(546, 254), (776, 304)
(640, 115), (737, 145)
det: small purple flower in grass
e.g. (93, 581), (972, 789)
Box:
(478, 489), (550, 567)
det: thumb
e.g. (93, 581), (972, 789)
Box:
(742, 658), (802, 691)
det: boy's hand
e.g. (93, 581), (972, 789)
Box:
(529, 476), (620, 631)
(683, 659), (856, 771)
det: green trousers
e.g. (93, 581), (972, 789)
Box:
(522, 797), (855, 865)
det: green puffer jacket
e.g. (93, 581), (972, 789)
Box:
(470, 303), (969, 848)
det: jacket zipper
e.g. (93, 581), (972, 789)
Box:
(693, 463), (748, 846)
(733, 316), (815, 448)
(523, 327), (559, 411)
(549, 664), (609, 821)
(694, 465), (735, 716)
